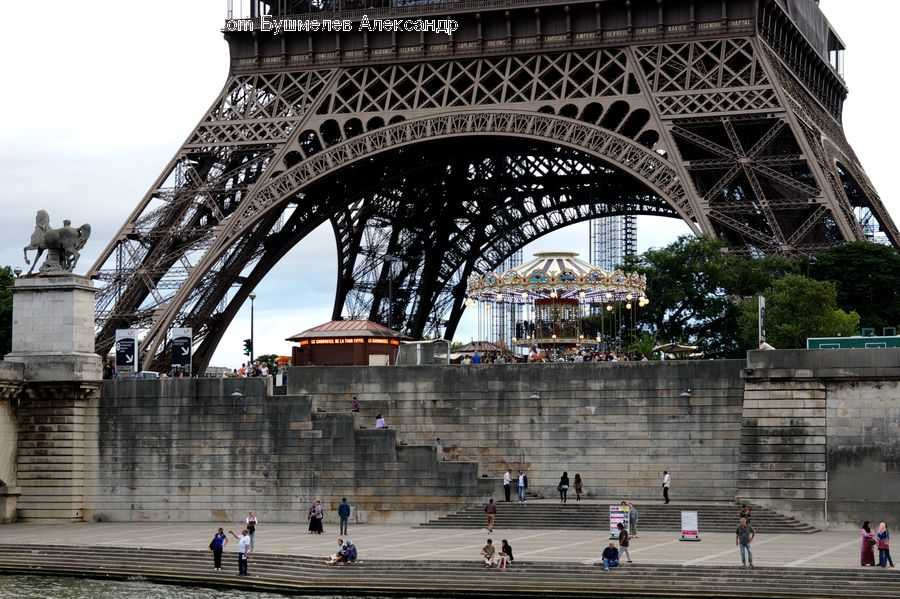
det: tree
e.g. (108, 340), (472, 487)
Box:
(0, 266), (13, 358)
(737, 275), (859, 349)
(622, 236), (796, 358)
(809, 242), (900, 333)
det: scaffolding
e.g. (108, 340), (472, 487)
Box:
(490, 249), (523, 352)
(589, 215), (637, 271)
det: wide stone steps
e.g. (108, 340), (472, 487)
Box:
(421, 502), (819, 533)
(0, 544), (896, 598)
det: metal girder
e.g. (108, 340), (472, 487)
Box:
(90, 0), (899, 371)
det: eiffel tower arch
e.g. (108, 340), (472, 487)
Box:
(88, 0), (900, 372)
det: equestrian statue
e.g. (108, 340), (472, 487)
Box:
(23, 210), (91, 275)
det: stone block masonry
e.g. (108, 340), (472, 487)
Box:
(290, 360), (747, 502)
(84, 378), (490, 523)
(740, 349), (900, 528)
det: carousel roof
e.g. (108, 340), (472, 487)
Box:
(466, 251), (647, 304)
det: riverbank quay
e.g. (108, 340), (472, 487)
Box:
(0, 522), (898, 597)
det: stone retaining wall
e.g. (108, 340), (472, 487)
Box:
(740, 349), (900, 528)
(83, 378), (488, 523)
(290, 360), (747, 501)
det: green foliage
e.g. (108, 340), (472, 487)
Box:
(623, 236), (797, 358)
(809, 242), (900, 332)
(737, 275), (860, 349)
(628, 331), (659, 360)
(0, 266), (13, 357)
(255, 353), (279, 374)
(450, 341), (464, 351)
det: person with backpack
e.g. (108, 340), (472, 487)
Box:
(208, 527), (227, 571)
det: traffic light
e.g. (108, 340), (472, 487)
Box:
(243, 338), (253, 356)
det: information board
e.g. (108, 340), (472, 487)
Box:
(171, 327), (192, 373)
(680, 510), (701, 541)
(609, 505), (630, 539)
(115, 329), (138, 374)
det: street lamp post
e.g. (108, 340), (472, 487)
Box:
(249, 291), (256, 363)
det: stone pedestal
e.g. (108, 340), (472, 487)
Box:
(4, 275), (102, 382)
(4, 275), (101, 522)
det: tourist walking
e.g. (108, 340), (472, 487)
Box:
(629, 503), (639, 538)
(484, 498), (497, 532)
(245, 511), (258, 550)
(736, 517), (756, 568)
(338, 497), (351, 535)
(876, 522), (894, 567)
(662, 470), (671, 504)
(617, 523), (633, 563)
(517, 470), (528, 503)
(740, 504), (752, 522)
(228, 529), (252, 576)
(558, 471), (570, 503)
(503, 468), (512, 502)
(861, 521), (877, 566)
(209, 527), (227, 571)
(573, 473), (584, 502)
(600, 542), (620, 571)
(481, 538), (496, 568)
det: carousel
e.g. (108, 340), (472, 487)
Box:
(465, 251), (649, 355)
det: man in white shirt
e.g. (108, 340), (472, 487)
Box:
(503, 468), (512, 502)
(229, 528), (252, 576)
(662, 470), (671, 504)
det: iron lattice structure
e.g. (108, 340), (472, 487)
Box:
(89, 0), (900, 372)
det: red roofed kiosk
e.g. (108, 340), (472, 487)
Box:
(286, 320), (409, 366)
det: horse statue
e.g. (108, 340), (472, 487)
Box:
(23, 210), (92, 275)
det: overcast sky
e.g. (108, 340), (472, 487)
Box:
(0, 1), (896, 369)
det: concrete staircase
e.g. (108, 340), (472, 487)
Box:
(421, 501), (819, 533)
(0, 544), (895, 598)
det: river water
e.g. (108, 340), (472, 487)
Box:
(0, 575), (377, 598)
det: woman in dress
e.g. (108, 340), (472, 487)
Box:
(860, 521), (877, 566)
(245, 511), (258, 550)
(573, 473), (584, 502)
(313, 499), (325, 534)
(558, 471), (570, 503)
(307, 501), (318, 534)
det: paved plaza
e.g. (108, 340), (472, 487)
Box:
(0, 512), (873, 571)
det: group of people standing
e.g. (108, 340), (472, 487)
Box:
(208, 511), (258, 575)
(208, 501), (358, 576)
(861, 521), (894, 567)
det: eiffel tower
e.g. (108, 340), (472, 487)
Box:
(88, 0), (900, 372)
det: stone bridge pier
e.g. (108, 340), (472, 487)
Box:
(2, 275), (101, 522)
